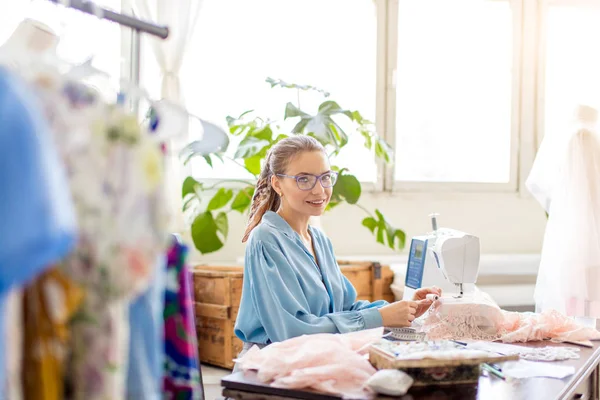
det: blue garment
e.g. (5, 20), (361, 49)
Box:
(0, 69), (76, 394)
(234, 211), (388, 344)
(127, 255), (166, 400)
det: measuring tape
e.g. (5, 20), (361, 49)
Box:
(385, 327), (426, 342)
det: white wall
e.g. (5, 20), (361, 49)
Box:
(186, 191), (547, 265)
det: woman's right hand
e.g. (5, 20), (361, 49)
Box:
(378, 300), (419, 327)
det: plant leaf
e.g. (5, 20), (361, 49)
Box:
(203, 155), (213, 167)
(252, 125), (273, 142)
(234, 137), (270, 159)
(363, 209), (406, 250)
(351, 110), (364, 123)
(215, 212), (229, 239)
(285, 102), (308, 119)
(274, 134), (289, 143)
(333, 173), (361, 204)
(182, 196), (199, 212)
(182, 177), (202, 199)
(191, 212), (223, 254)
(318, 100), (353, 119)
(325, 201), (341, 212)
(266, 77), (330, 97)
(231, 187), (255, 213)
(375, 137), (393, 164)
(305, 115), (339, 148)
(292, 118), (310, 134)
(394, 229), (406, 249)
(330, 121), (349, 148)
(207, 188), (234, 211)
(362, 217), (377, 233)
(359, 128), (373, 150)
(244, 155), (263, 176)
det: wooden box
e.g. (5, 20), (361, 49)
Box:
(192, 266), (244, 369)
(192, 261), (395, 369)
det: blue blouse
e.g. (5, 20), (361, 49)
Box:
(234, 211), (388, 344)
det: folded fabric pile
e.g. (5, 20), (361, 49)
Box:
(235, 327), (384, 399)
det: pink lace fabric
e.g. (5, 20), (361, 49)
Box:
(236, 328), (383, 399)
(421, 292), (600, 343)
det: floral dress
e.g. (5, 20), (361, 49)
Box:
(38, 80), (168, 400)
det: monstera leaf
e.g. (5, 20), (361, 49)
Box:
(285, 101), (352, 150)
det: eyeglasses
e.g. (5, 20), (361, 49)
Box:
(276, 171), (338, 191)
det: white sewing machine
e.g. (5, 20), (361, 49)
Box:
(402, 214), (481, 301)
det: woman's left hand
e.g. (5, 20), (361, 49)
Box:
(412, 286), (442, 318)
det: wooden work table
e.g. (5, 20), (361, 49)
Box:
(219, 341), (600, 400)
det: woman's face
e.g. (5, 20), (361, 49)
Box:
(272, 150), (335, 218)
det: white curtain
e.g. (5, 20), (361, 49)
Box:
(131, 0), (203, 231)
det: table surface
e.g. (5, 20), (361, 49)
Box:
(220, 340), (600, 400)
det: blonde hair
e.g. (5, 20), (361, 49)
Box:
(242, 136), (325, 242)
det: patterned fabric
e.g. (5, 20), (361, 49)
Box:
(35, 81), (169, 400)
(22, 267), (84, 400)
(163, 241), (203, 400)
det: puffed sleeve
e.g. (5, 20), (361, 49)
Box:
(246, 240), (384, 343)
(341, 273), (389, 312)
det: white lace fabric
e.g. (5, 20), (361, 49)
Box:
(419, 290), (600, 344)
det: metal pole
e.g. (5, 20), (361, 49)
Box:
(47, 0), (169, 39)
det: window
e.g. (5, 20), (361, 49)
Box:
(0, 0), (124, 86)
(137, 0), (600, 195)
(392, 0), (514, 184)
(544, 4), (600, 141)
(142, 0), (378, 183)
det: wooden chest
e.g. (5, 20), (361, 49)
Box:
(192, 261), (395, 369)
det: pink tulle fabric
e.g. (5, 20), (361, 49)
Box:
(236, 328), (384, 399)
(422, 298), (600, 343)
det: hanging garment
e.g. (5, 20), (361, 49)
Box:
(22, 267), (84, 400)
(126, 255), (167, 400)
(0, 67), (77, 397)
(28, 81), (170, 400)
(527, 105), (600, 318)
(163, 241), (203, 400)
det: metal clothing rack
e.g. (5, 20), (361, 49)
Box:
(46, 0), (169, 39)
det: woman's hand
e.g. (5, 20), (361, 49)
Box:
(412, 286), (442, 318)
(378, 301), (418, 327)
(413, 286), (442, 301)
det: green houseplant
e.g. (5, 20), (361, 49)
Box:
(181, 78), (406, 255)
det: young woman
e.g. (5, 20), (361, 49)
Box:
(234, 136), (440, 351)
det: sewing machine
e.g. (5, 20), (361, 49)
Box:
(402, 214), (481, 301)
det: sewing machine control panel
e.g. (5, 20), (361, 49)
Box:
(405, 238), (427, 289)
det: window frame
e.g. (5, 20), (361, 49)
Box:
(384, 0), (528, 194)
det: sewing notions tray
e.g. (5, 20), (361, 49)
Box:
(369, 340), (518, 386)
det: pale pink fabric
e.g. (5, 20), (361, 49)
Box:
(422, 299), (600, 343)
(236, 328), (383, 399)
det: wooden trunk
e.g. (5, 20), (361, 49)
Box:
(192, 261), (395, 369)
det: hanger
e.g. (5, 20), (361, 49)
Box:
(65, 59), (230, 150)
